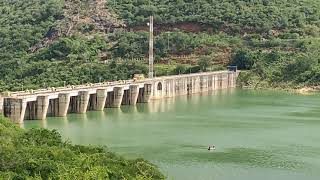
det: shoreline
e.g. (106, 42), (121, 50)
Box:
(240, 85), (320, 95)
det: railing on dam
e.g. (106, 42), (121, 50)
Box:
(0, 71), (238, 123)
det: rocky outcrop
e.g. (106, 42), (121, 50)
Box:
(29, 0), (124, 53)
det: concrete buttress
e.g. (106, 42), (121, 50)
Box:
(129, 85), (139, 105)
(143, 84), (153, 103)
(112, 87), (124, 108)
(95, 89), (107, 110)
(58, 93), (70, 117)
(4, 98), (27, 123)
(77, 91), (90, 113)
(36, 96), (49, 120)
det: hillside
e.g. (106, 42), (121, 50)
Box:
(0, 0), (320, 92)
(0, 0), (144, 91)
(109, 0), (320, 35)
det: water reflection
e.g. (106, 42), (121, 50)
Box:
(136, 103), (148, 113)
(105, 107), (123, 121)
(120, 105), (138, 114)
(143, 98), (174, 113)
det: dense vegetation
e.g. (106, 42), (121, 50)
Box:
(108, 0), (320, 35)
(0, 116), (164, 179)
(0, 0), (320, 92)
(107, 0), (320, 89)
(234, 45), (320, 88)
(0, 0), (148, 91)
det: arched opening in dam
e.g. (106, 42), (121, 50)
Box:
(157, 82), (163, 91)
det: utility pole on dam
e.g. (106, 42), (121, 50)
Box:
(148, 15), (154, 79)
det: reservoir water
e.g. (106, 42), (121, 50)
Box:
(24, 89), (320, 180)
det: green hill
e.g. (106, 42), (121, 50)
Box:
(0, 0), (145, 91)
(0, 0), (320, 91)
(108, 0), (320, 35)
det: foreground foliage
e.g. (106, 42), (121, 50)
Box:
(0, 116), (165, 179)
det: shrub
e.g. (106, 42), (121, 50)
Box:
(231, 49), (255, 70)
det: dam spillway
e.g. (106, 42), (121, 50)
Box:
(0, 71), (238, 123)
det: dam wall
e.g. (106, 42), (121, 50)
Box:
(0, 71), (238, 123)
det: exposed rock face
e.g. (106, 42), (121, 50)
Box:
(29, 0), (124, 53)
(64, 0), (124, 35)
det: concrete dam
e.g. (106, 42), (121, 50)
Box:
(0, 71), (238, 123)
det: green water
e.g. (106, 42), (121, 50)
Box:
(24, 89), (320, 180)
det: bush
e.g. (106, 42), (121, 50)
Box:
(231, 49), (255, 70)
(185, 66), (201, 73)
(0, 117), (165, 179)
(198, 56), (211, 72)
(174, 65), (187, 74)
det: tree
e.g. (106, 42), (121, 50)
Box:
(231, 49), (255, 70)
(198, 56), (211, 72)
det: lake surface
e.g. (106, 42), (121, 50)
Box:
(24, 89), (320, 180)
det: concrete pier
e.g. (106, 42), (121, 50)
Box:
(3, 98), (27, 123)
(58, 93), (70, 117)
(142, 84), (153, 103)
(129, 85), (139, 105)
(95, 89), (108, 111)
(76, 91), (90, 113)
(36, 96), (49, 120)
(1, 71), (238, 122)
(112, 87), (124, 108)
